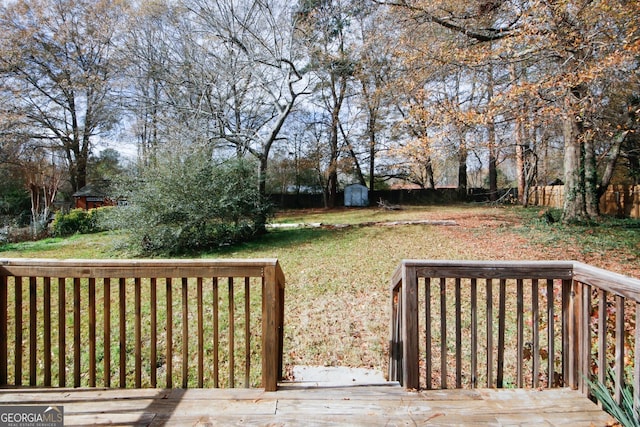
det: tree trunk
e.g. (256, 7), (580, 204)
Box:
(368, 119), (376, 191)
(457, 139), (468, 197)
(561, 85), (602, 223)
(583, 129), (599, 218)
(515, 119), (526, 205)
(488, 121), (498, 202)
(597, 131), (628, 200)
(425, 157), (435, 189)
(256, 155), (269, 233)
(561, 95), (588, 222)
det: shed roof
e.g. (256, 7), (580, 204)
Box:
(72, 181), (111, 198)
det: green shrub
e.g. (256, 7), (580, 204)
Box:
(109, 152), (272, 255)
(51, 208), (108, 236)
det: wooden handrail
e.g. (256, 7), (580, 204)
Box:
(0, 258), (285, 391)
(390, 260), (640, 410)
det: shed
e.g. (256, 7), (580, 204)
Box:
(72, 181), (115, 210)
(344, 184), (369, 207)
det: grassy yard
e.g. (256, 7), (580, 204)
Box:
(1, 204), (639, 380)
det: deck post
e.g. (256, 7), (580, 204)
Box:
(262, 262), (284, 391)
(401, 263), (419, 390)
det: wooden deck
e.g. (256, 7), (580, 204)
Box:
(0, 382), (613, 426)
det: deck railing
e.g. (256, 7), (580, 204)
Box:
(389, 260), (640, 406)
(0, 258), (285, 391)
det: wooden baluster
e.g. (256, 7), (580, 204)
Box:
(516, 279), (524, 388)
(213, 277), (219, 388)
(440, 277), (447, 389)
(634, 302), (640, 415)
(15, 276), (22, 385)
(135, 278), (142, 388)
(74, 277), (81, 388)
(532, 279), (539, 388)
(166, 278), (173, 388)
(470, 278), (477, 388)
(197, 277), (204, 388)
(615, 295), (625, 404)
(103, 278), (111, 387)
(497, 279), (506, 388)
(182, 277), (188, 389)
(398, 291), (403, 384)
(598, 289), (606, 389)
(89, 277), (96, 387)
(455, 278), (462, 388)
(581, 284), (591, 394)
(425, 278), (431, 389)
(58, 278), (66, 387)
(0, 275), (7, 385)
(486, 279), (493, 388)
(150, 278), (157, 388)
(29, 277), (37, 386)
(119, 278), (126, 388)
(229, 277), (235, 388)
(389, 288), (401, 383)
(244, 277), (250, 389)
(547, 279), (554, 387)
(568, 279), (581, 390)
(43, 277), (51, 386)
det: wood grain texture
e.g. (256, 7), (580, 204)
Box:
(0, 384), (613, 427)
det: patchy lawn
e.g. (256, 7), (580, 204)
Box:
(1, 204), (638, 377)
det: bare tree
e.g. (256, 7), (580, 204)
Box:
(0, 0), (126, 192)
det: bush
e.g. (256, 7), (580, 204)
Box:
(110, 153), (272, 255)
(51, 208), (108, 236)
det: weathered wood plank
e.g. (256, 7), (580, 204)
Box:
(65, 413), (155, 426)
(244, 276), (251, 389)
(89, 277), (96, 387)
(73, 277), (81, 388)
(197, 277), (204, 388)
(229, 277), (235, 388)
(516, 279), (524, 388)
(532, 278), (539, 388)
(103, 278), (110, 388)
(573, 262), (640, 302)
(119, 277), (126, 388)
(0, 275), (7, 385)
(29, 276), (36, 386)
(0, 385), (613, 427)
(425, 277), (431, 389)
(409, 260), (574, 281)
(615, 295), (625, 404)
(181, 277), (188, 389)
(401, 265), (419, 390)
(440, 277), (447, 389)
(134, 277), (141, 388)
(43, 276), (51, 387)
(486, 278), (493, 388)
(15, 276), (22, 386)
(0, 258), (277, 280)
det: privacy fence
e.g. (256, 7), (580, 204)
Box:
(529, 185), (640, 218)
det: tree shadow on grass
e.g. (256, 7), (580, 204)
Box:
(211, 226), (345, 256)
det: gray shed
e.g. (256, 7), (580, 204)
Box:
(344, 184), (369, 207)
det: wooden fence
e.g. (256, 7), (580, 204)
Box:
(389, 260), (640, 410)
(529, 185), (640, 218)
(0, 258), (285, 391)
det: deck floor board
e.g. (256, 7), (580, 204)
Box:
(0, 384), (614, 426)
